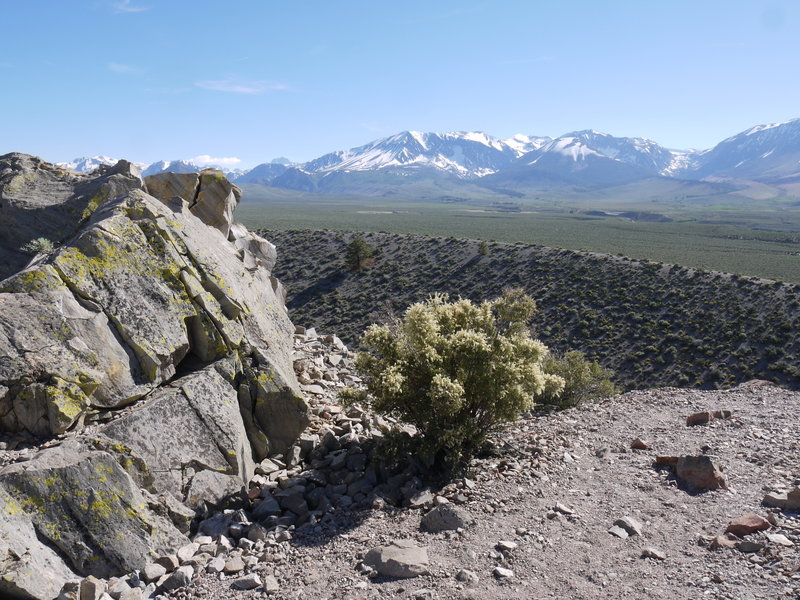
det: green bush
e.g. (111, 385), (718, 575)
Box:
(341, 290), (564, 470)
(20, 237), (54, 255)
(539, 351), (619, 408)
(344, 235), (374, 272)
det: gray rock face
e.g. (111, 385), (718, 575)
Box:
(0, 154), (144, 281)
(145, 169), (240, 238)
(0, 155), (308, 598)
(0, 440), (188, 582)
(0, 485), (78, 600)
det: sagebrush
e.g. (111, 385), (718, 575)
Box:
(341, 290), (564, 469)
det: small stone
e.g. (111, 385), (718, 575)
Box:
(154, 555), (179, 572)
(256, 458), (281, 475)
(710, 534), (738, 549)
(737, 540), (764, 553)
(217, 535), (234, 553)
(686, 410), (731, 426)
(363, 540), (429, 578)
(614, 516), (644, 537)
(554, 502), (574, 515)
(763, 492), (788, 508)
(233, 574), (263, 590)
(766, 533), (794, 547)
(725, 513), (770, 537)
(176, 542), (199, 563)
(675, 456), (727, 490)
(493, 566), (514, 579)
(142, 563), (167, 583)
(786, 486), (800, 510)
(193, 535), (213, 545)
(206, 557), (226, 573)
(118, 589), (142, 600)
(263, 575), (280, 594)
(107, 578), (130, 599)
(79, 576), (106, 600)
(238, 538), (255, 551)
(246, 523), (270, 542)
(497, 540), (518, 552)
(456, 569), (479, 584)
(641, 547), (666, 560)
(276, 530), (292, 542)
(595, 447), (611, 458)
(686, 411), (713, 426)
(161, 566), (194, 591)
(608, 525), (629, 539)
(421, 504), (474, 533)
(224, 556), (245, 573)
(630, 438), (650, 450)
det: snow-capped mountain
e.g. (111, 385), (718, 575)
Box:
(502, 134), (552, 156)
(484, 130), (690, 188)
(298, 131), (541, 179)
(233, 163), (290, 185)
(688, 118), (800, 181)
(57, 117), (800, 198)
(142, 160), (206, 177)
(58, 156), (120, 172)
(58, 156), (151, 173)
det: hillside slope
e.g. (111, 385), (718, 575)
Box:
(263, 230), (800, 391)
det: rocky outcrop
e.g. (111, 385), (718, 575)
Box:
(0, 155), (308, 598)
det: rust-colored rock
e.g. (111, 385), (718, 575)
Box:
(725, 513), (770, 537)
(675, 456), (727, 490)
(686, 410), (732, 426)
(655, 455), (679, 467)
(630, 438), (650, 450)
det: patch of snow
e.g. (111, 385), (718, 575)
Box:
(408, 131), (429, 151)
(745, 119), (796, 136)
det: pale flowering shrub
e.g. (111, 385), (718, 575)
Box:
(341, 289), (564, 469)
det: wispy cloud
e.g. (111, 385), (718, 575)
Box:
(188, 155), (242, 167)
(113, 0), (149, 13)
(194, 79), (288, 94)
(107, 62), (141, 74)
(360, 122), (387, 134)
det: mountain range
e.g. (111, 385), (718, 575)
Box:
(58, 118), (800, 200)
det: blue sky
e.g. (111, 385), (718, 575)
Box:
(1, 1), (798, 168)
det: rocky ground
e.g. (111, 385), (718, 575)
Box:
(10, 331), (800, 600)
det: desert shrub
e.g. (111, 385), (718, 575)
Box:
(340, 290), (564, 470)
(539, 351), (619, 408)
(20, 237), (54, 255)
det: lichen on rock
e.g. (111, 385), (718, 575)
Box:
(0, 154), (309, 597)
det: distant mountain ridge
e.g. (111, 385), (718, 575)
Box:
(57, 118), (800, 197)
